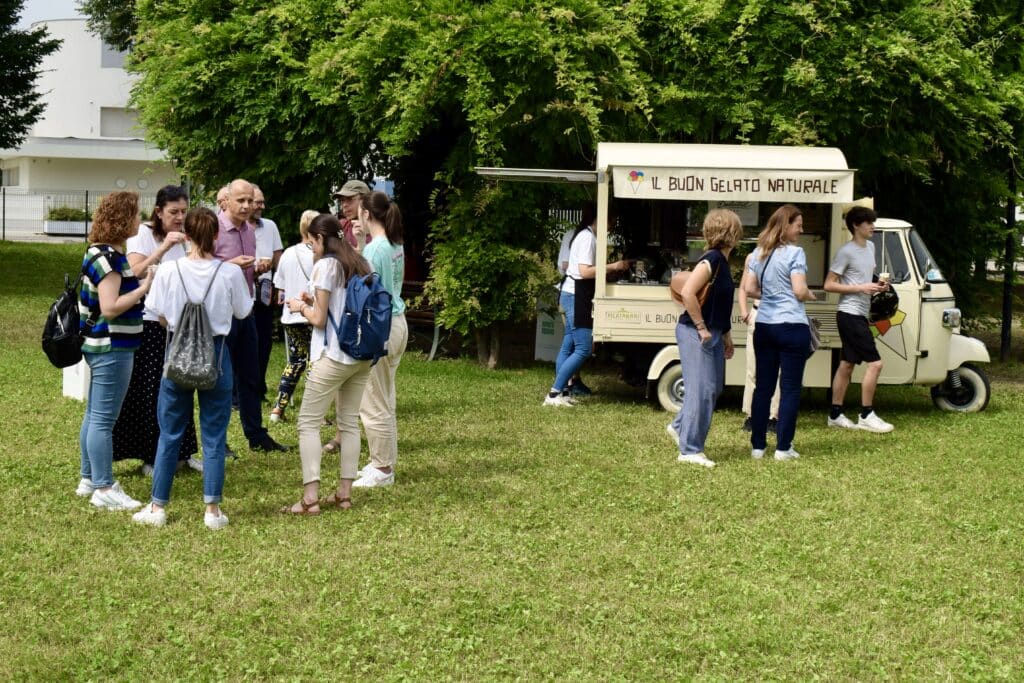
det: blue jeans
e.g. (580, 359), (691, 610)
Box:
(151, 337), (233, 505)
(751, 322), (810, 451)
(80, 351), (135, 488)
(671, 323), (725, 455)
(226, 313), (268, 444)
(552, 291), (593, 391)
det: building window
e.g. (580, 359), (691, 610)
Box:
(100, 108), (141, 138)
(1, 167), (19, 187)
(101, 42), (128, 68)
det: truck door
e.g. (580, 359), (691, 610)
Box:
(869, 230), (919, 384)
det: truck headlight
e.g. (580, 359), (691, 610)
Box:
(942, 308), (961, 329)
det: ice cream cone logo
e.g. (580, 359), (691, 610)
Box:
(627, 170), (644, 195)
(871, 309), (908, 360)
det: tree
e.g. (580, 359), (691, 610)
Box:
(0, 0), (61, 149)
(121, 0), (1024, 364)
(78, 0), (136, 51)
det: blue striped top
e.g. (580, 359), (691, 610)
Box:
(78, 245), (143, 353)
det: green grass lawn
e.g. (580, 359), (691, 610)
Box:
(2, 241), (1023, 680)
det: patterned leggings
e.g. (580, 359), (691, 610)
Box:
(274, 323), (312, 414)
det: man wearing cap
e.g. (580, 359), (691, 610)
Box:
(252, 184), (284, 401)
(333, 179), (372, 251)
(215, 179), (288, 453)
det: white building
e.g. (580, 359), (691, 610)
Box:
(0, 19), (178, 235)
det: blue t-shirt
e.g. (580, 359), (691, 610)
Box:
(680, 249), (734, 333)
(79, 245), (144, 353)
(747, 244), (809, 325)
(362, 238), (406, 316)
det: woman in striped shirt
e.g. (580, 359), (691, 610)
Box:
(76, 191), (154, 511)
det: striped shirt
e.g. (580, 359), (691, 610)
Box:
(79, 245), (144, 353)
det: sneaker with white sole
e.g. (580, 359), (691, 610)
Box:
(677, 452), (715, 468)
(75, 478), (94, 497)
(269, 407), (283, 423)
(187, 456), (204, 473)
(543, 394), (575, 407)
(827, 414), (857, 429)
(774, 448), (800, 461)
(90, 482), (142, 510)
(666, 422), (679, 443)
(204, 510), (229, 530)
(353, 466), (395, 488)
(857, 411), (894, 433)
(132, 503), (167, 527)
(751, 448), (765, 459)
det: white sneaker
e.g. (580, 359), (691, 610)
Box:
(132, 503), (167, 527)
(75, 478), (93, 497)
(543, 394), (575, 407)
(666, 423), (679, 443)
(352, 466), (395, 488)
(677, 452), (715, 468)
(141, 463), (154, 477)
(827, 414), (857, 429)
(188, 456), (204, 473)
(751, 449), (765, 459)
(90, 482), (142, 510)
(857, 411), (894, 433)
(204, 510), (229, 530)
(774, 448), (800, 461)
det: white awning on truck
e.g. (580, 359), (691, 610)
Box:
(598, 143), (854, 203)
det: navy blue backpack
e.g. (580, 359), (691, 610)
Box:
(327, 271), (393, 365)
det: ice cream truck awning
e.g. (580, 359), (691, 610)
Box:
(477, 143), (854, 204)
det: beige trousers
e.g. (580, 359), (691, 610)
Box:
(297, 355), (371, 485)
(742, 307), (782, 418)
(359, 313), (408, 470)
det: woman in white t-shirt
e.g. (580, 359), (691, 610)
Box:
(281, 214), (373, 515)
(132, 207), (253, 530)
(269, 210), (318, 423)
(112, 185), (200, 473)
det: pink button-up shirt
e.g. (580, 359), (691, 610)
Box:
(215, 211), (257, 295)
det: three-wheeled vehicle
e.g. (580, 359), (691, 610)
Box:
(479, 142), (991, 413)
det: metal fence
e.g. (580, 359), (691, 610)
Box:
(1, 188), (158, 241)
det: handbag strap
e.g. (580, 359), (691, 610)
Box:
(758, 248), (775, 291)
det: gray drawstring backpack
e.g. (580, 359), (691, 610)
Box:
(164, 261), (224, 390)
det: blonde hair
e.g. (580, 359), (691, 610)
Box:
(703, 209), (743, 250)
(88, 191), (140, 244)
(756, 204), (802, 260)
(298, 210), (319, 239)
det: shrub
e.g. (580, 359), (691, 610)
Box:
(46, 206), (91, 221)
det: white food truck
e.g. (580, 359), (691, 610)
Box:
(480, 142), (992, 413)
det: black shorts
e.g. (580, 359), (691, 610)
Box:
(836, 311), (881, 364)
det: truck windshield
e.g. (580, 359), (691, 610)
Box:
(869, 231), (912, 284)
(908, 229), (946, 283)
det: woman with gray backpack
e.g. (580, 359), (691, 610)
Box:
(132, 207), (252, 530)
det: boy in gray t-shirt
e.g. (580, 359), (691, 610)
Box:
(823, 206), (894, 434)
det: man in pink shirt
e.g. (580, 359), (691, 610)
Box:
(214, 179), (287, 453)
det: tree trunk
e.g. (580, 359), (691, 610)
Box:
(473, 323), (502, 369)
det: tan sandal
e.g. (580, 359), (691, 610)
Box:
(319, 491), (352, 510)
(321, 437), (341, 454)
(279, 497), (320, 516)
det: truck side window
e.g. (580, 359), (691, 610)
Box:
(870, 232), (911, 283)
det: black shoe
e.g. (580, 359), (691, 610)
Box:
(767, 418), (778, 434)
(742, 417), (752, 432)
(225, 445), (237, 459)
(250, 437), (288, 453)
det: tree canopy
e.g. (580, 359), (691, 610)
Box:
(0, 0), (61, 149)
(101, 0), (1024, 355)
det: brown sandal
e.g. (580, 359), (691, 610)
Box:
(279, 497), (321, 516)
(319, 491), (352, 510)
(321, 438), (341, 454)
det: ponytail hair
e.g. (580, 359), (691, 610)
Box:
(307, 213), (371, 284)
(149, 185), (189, 240)
(360, 190), (403, 245)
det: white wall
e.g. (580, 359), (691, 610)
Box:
(22, 158), (177, 192)
(30, 19), (137, 140)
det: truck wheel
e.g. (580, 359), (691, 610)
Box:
(656, 363), (684, 413)
(930, 363), (991, 413)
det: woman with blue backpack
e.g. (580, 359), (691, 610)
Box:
(281, 214), (374, 515)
